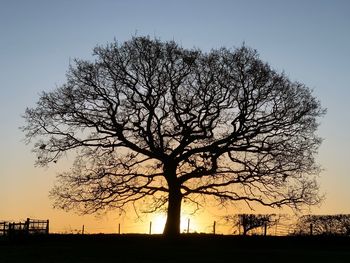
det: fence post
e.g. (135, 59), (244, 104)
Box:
(82, 225), (85, 235)
(310, 223), (313, 236)
(238, 220), (241, 235)
(9, 223), (13, 236)
(46, 220), (49, 234)
(26, 218), (30, 235)
(1, 222), (4, 235)
(264, 223), (267, 236)
(149, 221), (152, 235)
(187, 218), (190, 233)
(213, 221), (216, 235)
(118, 223), (121, 234)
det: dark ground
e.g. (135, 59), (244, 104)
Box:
(1, 234), (349, 263)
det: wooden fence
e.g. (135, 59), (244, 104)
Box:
(0, 218), (49, 236)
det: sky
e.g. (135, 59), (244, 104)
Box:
(0, 0), (349, 234)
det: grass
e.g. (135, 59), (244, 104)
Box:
(1, 234), (349, 262)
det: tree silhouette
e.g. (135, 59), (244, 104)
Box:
(225, 214), (279, 235)
(23, 36), (325, 236)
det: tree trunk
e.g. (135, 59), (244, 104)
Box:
(243, 228), (248, 236)
(163, 185), (182, 236)
(163, 162), (182, 237)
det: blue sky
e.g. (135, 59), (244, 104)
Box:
(0, 0), (349, 232)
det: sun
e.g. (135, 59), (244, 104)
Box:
(151, 213), (198, 234)
(152, 214), (167, 234)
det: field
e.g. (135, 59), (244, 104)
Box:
(1, 234), (349, 263)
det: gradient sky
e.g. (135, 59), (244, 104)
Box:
(0, 0), (349, 234)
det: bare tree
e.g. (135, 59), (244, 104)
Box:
(225, 214), (279, 235)
(23, 36), (325, 236)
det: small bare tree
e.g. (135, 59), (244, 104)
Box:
(225, 214), (279, 235)
(23, 36), (325, 236)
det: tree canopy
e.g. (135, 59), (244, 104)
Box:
(23, 36), (325, 236)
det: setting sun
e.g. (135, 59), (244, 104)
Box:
(151, 214), (166, 234)
(151, 214), (198, 234)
